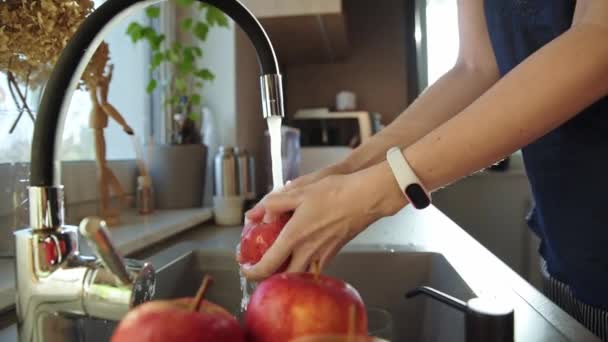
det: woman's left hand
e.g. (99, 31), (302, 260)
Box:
(241, 162), (406, 281)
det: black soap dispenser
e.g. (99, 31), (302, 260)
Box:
(406, 286), (514, 342)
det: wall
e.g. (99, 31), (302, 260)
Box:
(284, 0), (408, 121)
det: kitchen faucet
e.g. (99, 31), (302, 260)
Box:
(15, 0), (285, 341)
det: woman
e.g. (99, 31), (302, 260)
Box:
(242, 0), (608, 338)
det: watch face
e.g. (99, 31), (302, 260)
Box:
(405, 184), (430, 209)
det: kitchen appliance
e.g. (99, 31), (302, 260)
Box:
(291, 108), (380, 147)
(292, 108), (382, 175)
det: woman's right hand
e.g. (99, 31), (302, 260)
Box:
(245, 162), (349, 224)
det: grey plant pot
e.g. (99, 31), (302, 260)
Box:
(148, 144), (207, 209)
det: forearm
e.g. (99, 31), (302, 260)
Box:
(403, 23), (608, 191)
(339, 63), (499, 174)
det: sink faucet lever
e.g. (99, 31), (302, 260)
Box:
(79, 217), (132, 285)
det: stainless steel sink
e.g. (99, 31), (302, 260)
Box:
(4, 246), (476, 342)
(151, 246), (475, 342)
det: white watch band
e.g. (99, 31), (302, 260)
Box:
(386, 147), (431, 209)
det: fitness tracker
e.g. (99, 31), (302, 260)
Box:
(386, 147), (431, 209)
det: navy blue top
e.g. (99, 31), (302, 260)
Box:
(484, 0), (608, 309)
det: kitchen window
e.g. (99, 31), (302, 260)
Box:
(425, 0), (459, 86)
(0, 1), (152, 254)
(0, 0), (150, 164)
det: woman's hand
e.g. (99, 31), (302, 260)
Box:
(246, 162), (350, 224)
(241, 162), (406, 281)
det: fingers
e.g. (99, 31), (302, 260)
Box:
(286, 240), (321, 273)
(317, 238), (343, 271)
(240, 224), (297, 281)
(261, 191), (302, 223)
(245, 205), (265, 224)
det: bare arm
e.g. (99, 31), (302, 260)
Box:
(338, 0), (500, 173)
(395, 0), (608, 192)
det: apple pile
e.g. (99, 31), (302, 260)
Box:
(111, 275), (245, 342)
(237, 213), (292, 273)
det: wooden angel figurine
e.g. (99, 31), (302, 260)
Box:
(83, 42), (133, 225)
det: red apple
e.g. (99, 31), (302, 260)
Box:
(112, 276), (245, 342)
(237, 213), (292, 273)
(244, 272), (368, 342)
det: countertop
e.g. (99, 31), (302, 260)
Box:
(0, 208), (213, 314)
(1, 205), (600, 341)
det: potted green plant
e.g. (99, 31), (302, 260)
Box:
(126, 1), (228, 209)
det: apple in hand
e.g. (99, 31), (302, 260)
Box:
(112, 276), (245, 342)
(237, 213), (292, 273)
(244, 271), (368, 342)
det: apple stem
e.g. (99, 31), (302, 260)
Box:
(191, 274), (214, 312)
(348, 303), (356, 342)
(311, 259), (320, 281)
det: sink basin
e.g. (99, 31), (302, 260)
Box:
(17, 246), (476, 342)
(152, 246), (475, 342)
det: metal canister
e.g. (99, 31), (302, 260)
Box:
(236, 148), (256, 200)
(214, 146), (239, 196)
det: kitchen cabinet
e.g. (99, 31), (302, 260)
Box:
(240, 0), (349, 65)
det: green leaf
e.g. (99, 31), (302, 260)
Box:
(176, 0), (194, 6)
(188, 112), (200, 121)
(191, 94), (202, 106)
(195, 82), (203, 88)
(178, 61), (195, 74)
(193, 47), (203, 57)
(194, 68), (214, 81)
(167, 50), (180, 63)
(206, 6), (229, 27)
(141, 27), (158, 46)
(145, 6), (161, 18)
(151, 52), (164, 69)
(193, 22), (209, 41)
(175, 78), (187, 92)
(180, 18), (193, 31)
(172, 41), (183, 51)
(166, 95), (180, 106)
(146, 79), (157, 93)
(183, 47), (195, 62)
(126, 22), (143, 42)
(149, 34), (165, 50)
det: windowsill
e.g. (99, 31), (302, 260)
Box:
(0, 207), (214, 313)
